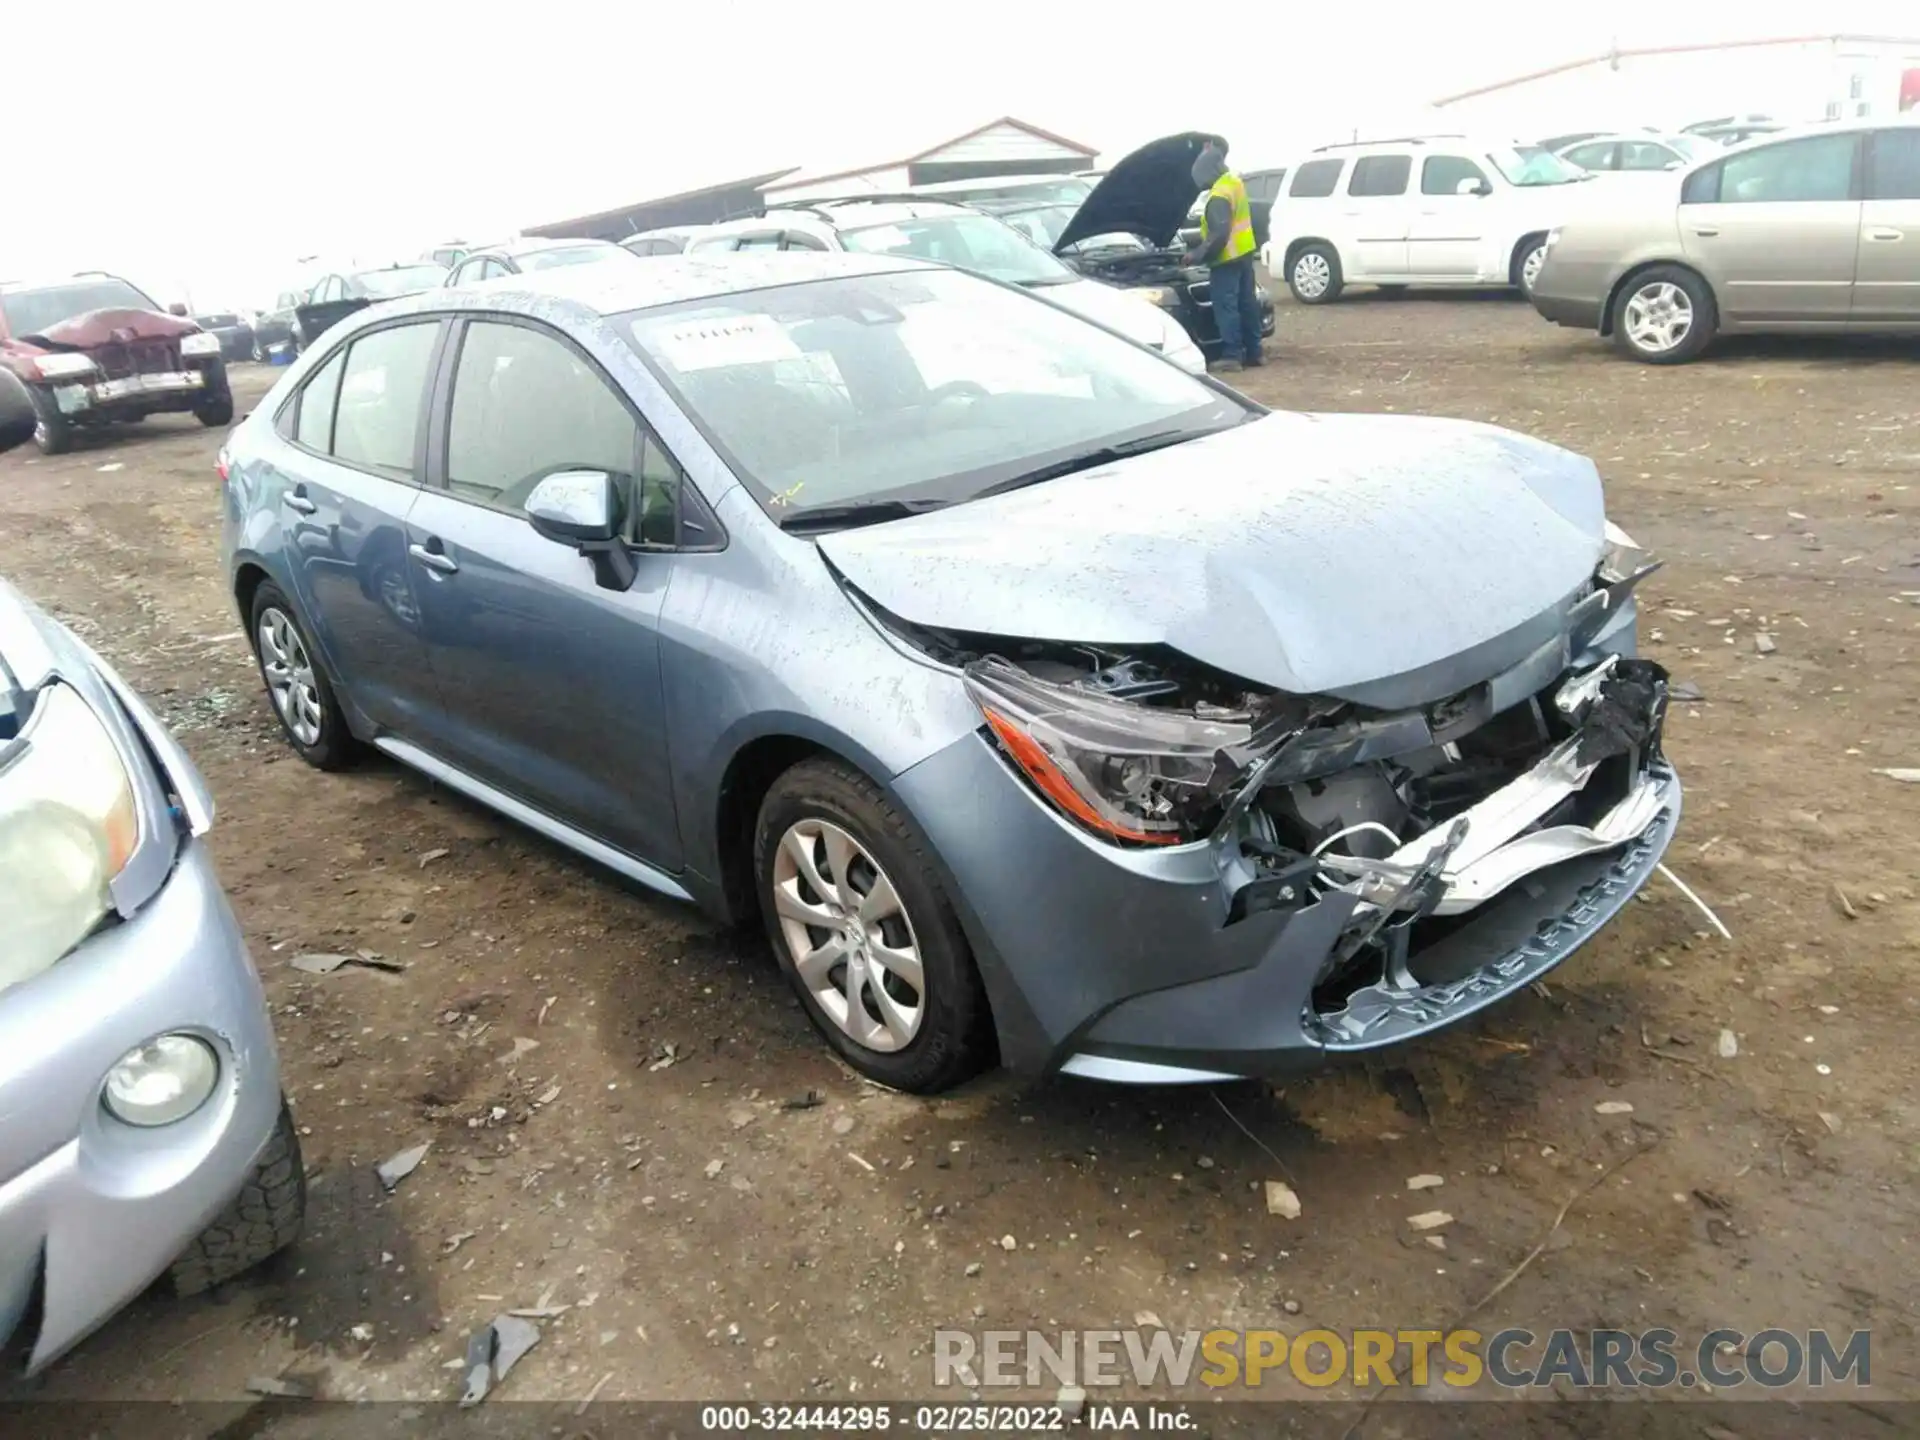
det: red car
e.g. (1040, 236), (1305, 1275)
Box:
(0, 273), (233, 455)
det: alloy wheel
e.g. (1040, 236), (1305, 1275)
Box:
(257, 607), (323, 746)
(1293, 252), (1332, 300)
(1623, 281), (1693, 355)
(1521, 244), (1547, 293)
(770, 818), (925, 1053)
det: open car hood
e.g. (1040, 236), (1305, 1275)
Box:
(1053, 132), (1217, 254)
(818, 412), (1610, 704)
(25, 308), (198, 349)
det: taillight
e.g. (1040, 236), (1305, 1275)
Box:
(216, 447), (230, 483)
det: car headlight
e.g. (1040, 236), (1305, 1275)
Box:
(1600, 520), (1651, 583)
(180, 332), (222, 357)
(1130, 287), (1180, 310)
(103, 1034), (220, 1126)
(964, 657), (1248, 846)
(0, 683), (140, 996)
(34, 352), (96, 380)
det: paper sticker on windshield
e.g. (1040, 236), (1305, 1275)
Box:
(651, 314), (801, 372)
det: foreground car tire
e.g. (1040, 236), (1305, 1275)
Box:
(27, 390), (73, 455)
(1611, 265), (1717, 364)
(754, 759), (992, 1093)
(249, 581), (358, 770)
(169, 1102), (306, 1296)
(1287, 244), (1343, 305)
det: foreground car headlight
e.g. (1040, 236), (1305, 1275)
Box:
(1600, 520), (1650, 583)
(964, 657), (1248, 846)
(104, 1034), (219, 1126)
(33, 352), (97, 380)
(0, 684), (140, 995)
(179, 332), (222, 357)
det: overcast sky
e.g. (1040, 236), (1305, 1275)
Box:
(6, 0), (1915, 309)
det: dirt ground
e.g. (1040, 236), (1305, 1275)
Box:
(1, 293), (1916, 1425)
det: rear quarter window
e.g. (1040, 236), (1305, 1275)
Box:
(1288, 159), (1345, 198)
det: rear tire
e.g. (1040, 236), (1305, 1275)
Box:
(249, 581), (358, 770)
(169, 1101), (306, 1297)
(195, 396), (235, 428)
(1610, 265), (1717, 365)
(1287, 243), (1343, 305)
(1513, 235), (1549, 296)
(28, 390), (73, 455)
(754, 759), (992, 1093)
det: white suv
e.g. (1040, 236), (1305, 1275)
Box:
(684, 200), (1206, 373)
(1264, 137), (1596, 304)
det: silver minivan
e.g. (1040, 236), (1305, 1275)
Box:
(1531, 120), (1920, 362)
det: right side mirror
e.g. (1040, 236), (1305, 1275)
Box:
(0, 369), (37, 455)
(525, 468), (636, 591)
(1456, 178), (1491, 197)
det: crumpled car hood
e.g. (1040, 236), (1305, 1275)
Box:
(21, 307), (198, 350)
(819, 411), (1609, 699)
(1054, 131), (1217, 254)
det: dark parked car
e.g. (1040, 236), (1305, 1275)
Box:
(443, 238), (635, 285)
(251, 289), (307, 359)
(0, 274), (233, 454)
(193, 311), (256, 363)
(293, 264), (447, 351)
(220, 254), (1680, 1094)
(1050, 132), (1277, 355)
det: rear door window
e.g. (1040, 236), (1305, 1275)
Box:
(1563, 142), (1618, 171)
(1347, 155), (1412, 197)
(330, 322), (440, 478)
(1867, 128), (1920, 200)
(1288, 159), (1344, 198)
(1619, 140), (1679, 171)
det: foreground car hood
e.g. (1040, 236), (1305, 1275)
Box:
(23, 308), (199, 349)
(1054, 132), (1215, 254)
(820, 412), (1608, 699)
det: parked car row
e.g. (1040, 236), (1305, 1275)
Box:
(1532, 118), (1920, 363)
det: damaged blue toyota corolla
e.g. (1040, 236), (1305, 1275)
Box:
(220, 253), (1680, 1093)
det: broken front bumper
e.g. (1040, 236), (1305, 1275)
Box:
(892, 664), (1681, 1084)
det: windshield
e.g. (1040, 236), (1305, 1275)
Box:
(973, 201), (1081, 248)
(623, 269), (1244, 521)
(351, 265), (448, 298)
(1487, 146), (1586, 186)
(1668, 134), (1716, 163)
(519, 245), (618, 272)
(1, 279), (157, 335)
(839, 213), (1076, 286)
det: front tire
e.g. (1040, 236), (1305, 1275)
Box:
(249, 581), (358, 769)
(28, 390), (73, 455)
(1611, 265), (1717, 364)
(754, 759), (992, 1093)
(169, 1101), (306, 1296)
(1287, 243), (1343, 305)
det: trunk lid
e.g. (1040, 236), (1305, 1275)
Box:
(817, 412), (1608, 701)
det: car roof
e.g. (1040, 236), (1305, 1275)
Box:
(703, 198), (976, 238)
(0, 272), (143, 294)
(475, 237), (621, 259)
(906, 173), (1087, 197)
(357, 250), (931, 324)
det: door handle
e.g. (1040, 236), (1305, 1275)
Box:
(1691, 226), (1720, 238)
(283, 490), (317, 514)
(1867, 228), (1905, 242)
(409, 542), (458, 575)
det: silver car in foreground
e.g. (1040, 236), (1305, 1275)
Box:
(0, 374), (304, 1370)
(1532, 119), (1920, 362)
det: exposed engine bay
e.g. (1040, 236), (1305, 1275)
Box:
(1066, 243), (1203, 292)
(868, 584), (1672, 1027)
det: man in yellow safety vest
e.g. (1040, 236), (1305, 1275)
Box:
(1186, 139), (1264, 372)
